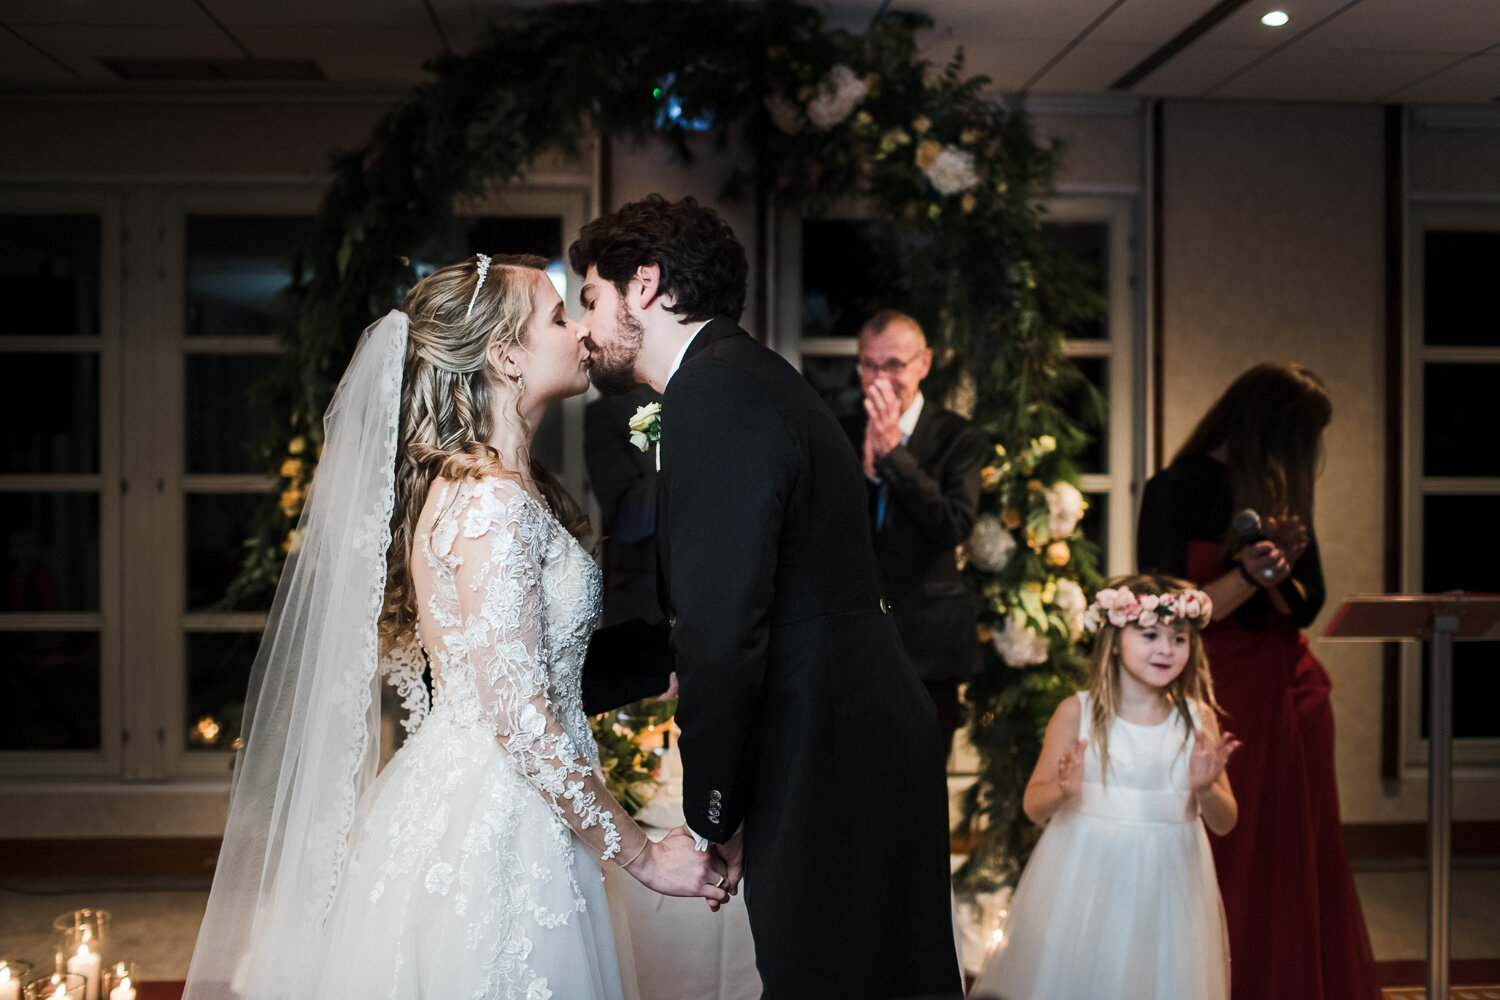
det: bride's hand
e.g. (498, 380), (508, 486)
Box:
(623, 826), (729, 903)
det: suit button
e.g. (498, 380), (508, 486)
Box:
(669, 616), (679, 629)
(879, 597), (891, 614)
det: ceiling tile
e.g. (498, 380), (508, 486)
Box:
(1294, 0), (1500, 52)
(0, 0), (198, 25)
(233, 25), (442, 83)
(1382, 51), (1500, 103)
(1030, 40), (1158, 92)
(1211, 46), (1459, 101)
(0, 28), (77, 79)
(1127, 44), (1269, 96)
(1184, 0), (1369, 48)
(16, 25), (244, 80)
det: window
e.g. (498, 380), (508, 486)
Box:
(0, 182), (593, 784)
(1403, 207), (1500, 773)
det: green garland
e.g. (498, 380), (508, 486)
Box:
(229, 0), (1101, 882)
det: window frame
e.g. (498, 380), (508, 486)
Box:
(1401, 202), (1500, 777)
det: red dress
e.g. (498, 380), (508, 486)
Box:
(1186, 541), (1378, 1000)
(1138, 454), (1378, 999)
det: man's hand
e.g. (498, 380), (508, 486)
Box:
(863, 380), (904, 460)
(624, 825), (729, 902)
(707, 828), (745, 912)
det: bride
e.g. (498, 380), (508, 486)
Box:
(182, 254), (727, 999)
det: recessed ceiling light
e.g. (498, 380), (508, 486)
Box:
(1261, 10), (1291, 27)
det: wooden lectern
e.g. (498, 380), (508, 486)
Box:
(1324, 593), (1500, 999)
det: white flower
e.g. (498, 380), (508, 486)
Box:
(1045, 481), (1085, 540)
(992, 614), (1050, 668)
(765, 94), (805, 134)
(1037, 435), (1057, 453)
(627, 401), (661, 453)
(965, 515), (1017, 573)
(805, 64), (867, 129)
(922, 145), (980, 194)
(1054, 578), (1087, 638)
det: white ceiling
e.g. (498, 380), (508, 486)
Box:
(0, 0), (1495, 104)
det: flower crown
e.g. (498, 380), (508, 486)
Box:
(1081, 586), (1213, 634)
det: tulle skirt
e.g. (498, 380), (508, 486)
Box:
(971, 806), (1229, 1000)
(313, 715), (625, 999)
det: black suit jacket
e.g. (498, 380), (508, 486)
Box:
(649, 317), (962, 997)
(841, 404), (989, 682)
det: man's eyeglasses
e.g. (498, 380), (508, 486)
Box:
(857, 353), (923, 376)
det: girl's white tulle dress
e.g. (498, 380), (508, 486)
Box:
(972, 691), (1229, 1000)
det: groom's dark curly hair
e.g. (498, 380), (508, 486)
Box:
(569, 194), (747, 323)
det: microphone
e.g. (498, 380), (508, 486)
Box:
(1232, 508), (1268, 543)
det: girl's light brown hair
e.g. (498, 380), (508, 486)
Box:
(1085, 573), (1221, 781)
(1174, 362), (1331, 554)
(380, 254), (587, 646)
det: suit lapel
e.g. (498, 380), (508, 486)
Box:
(904, 405), (940, 464)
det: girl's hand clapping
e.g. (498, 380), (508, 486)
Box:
(1057, 739), (1088, 799)
(1189, 729), (1241, 794)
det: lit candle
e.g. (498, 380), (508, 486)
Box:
(0, 963), (17, 1000)
(66, 944), (101, 1000)
(107, 976), (135, 1000)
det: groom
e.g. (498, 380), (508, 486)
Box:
(573, 195), (962, 999)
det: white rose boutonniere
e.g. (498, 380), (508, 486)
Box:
(628, 401), (662, 452)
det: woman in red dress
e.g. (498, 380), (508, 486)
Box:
(1137, 363), (1378, 999)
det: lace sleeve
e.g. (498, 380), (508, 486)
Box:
(448, 481), (647, 866)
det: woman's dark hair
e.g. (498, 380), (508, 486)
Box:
(1175, 362), (1332, 540)
(568, 194), (748, 322)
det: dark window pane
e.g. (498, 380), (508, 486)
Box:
(1067, 356), (1108, 474)
(0, 215), (100, 336)
(1424, 364), (1500, 477)
(0, 631), (101, 750)
(1424, 231), (1500, 347)
(185, 354), (279, 474)
(1040, 221), (1107, 340)
(802, 354), (862, 419)
(1, 493), (100, 612)
(1422, 495), (1500, 594)
(1081, 492), (1109, 569)
(1420, 643), (1500, 740)
(186, 215), (311, 336)
(1, 353), (99, 474)
(800, 220), (911, 341)
(186, 493), (274, 612)
(186, 631), (258, 751)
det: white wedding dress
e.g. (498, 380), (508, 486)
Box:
(313, 476), (627, 999)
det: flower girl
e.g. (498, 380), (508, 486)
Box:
(972, 575), (1240, 1000)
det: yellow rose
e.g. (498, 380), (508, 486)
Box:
(976, 623), (994, 643)
(1000, 508), (1022, 530)
(280, 458), (302, 480)
(863, 72), (882, 97)
(915, 138), (942, 169)
(960, 128), (983, 145)
(1027, 478), (1043, 492)
(288, 436), (307, 455)
(1027, 527), (1047, 551)
(1046, 541), (1071, 566)
(980, 465), (1002, 491)
(961, 193), (977, 214)
(279, 486), (305, 518)
(912, 115), (932, 134)
(927, 204), (942, 220)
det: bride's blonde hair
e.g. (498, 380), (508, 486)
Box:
(380, 254), (587, 645)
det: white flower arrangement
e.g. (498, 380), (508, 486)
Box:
(922, 145), (980, 194)
(805, 64), (867, 129)
(1044, 481), (1085, 540)
(966, 514), (1017, 573)
(992, 614), (1050, 668)
(628, 401), (661, 452)
(1053, 577), (1087, 639)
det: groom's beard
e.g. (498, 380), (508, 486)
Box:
(588, 301), (646, 396)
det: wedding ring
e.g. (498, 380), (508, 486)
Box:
(715, 875), (726, 888)
(1262, 568), (1275, 580)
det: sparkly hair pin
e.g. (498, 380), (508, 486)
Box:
(465, 253), (492, 317)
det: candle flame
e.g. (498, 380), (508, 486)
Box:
(121, 977), (131, 989)
(991, 928), (1004, 943)
(0, 965), (9, 982)
(52, 986), (66, 998)
(77, 944), (90, 958)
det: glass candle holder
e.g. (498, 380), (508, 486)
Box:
(101, 964), (134, 1000)
(23, 973), (86, 1000)
(0, 961), (34, 1000)
(51, 911), (108, 1000)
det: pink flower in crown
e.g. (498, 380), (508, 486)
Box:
(1107, 587), (1139, 627)
(1137, 609), (1160, 628)
(1094, 587), (1121, 612)
(1139, 593), (1160, 612)
(1180, 591), (1210, 622)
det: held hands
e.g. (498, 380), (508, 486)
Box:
(862, 380), (904, 476)
(1265, 515), (1309, 566)
(1239, 540), (1291, 588)
(706, 828), (744, 913)
(1189, 728), (1241, 794)
(623, 825), (730, 905)
(1056, 739), (1087, 799)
